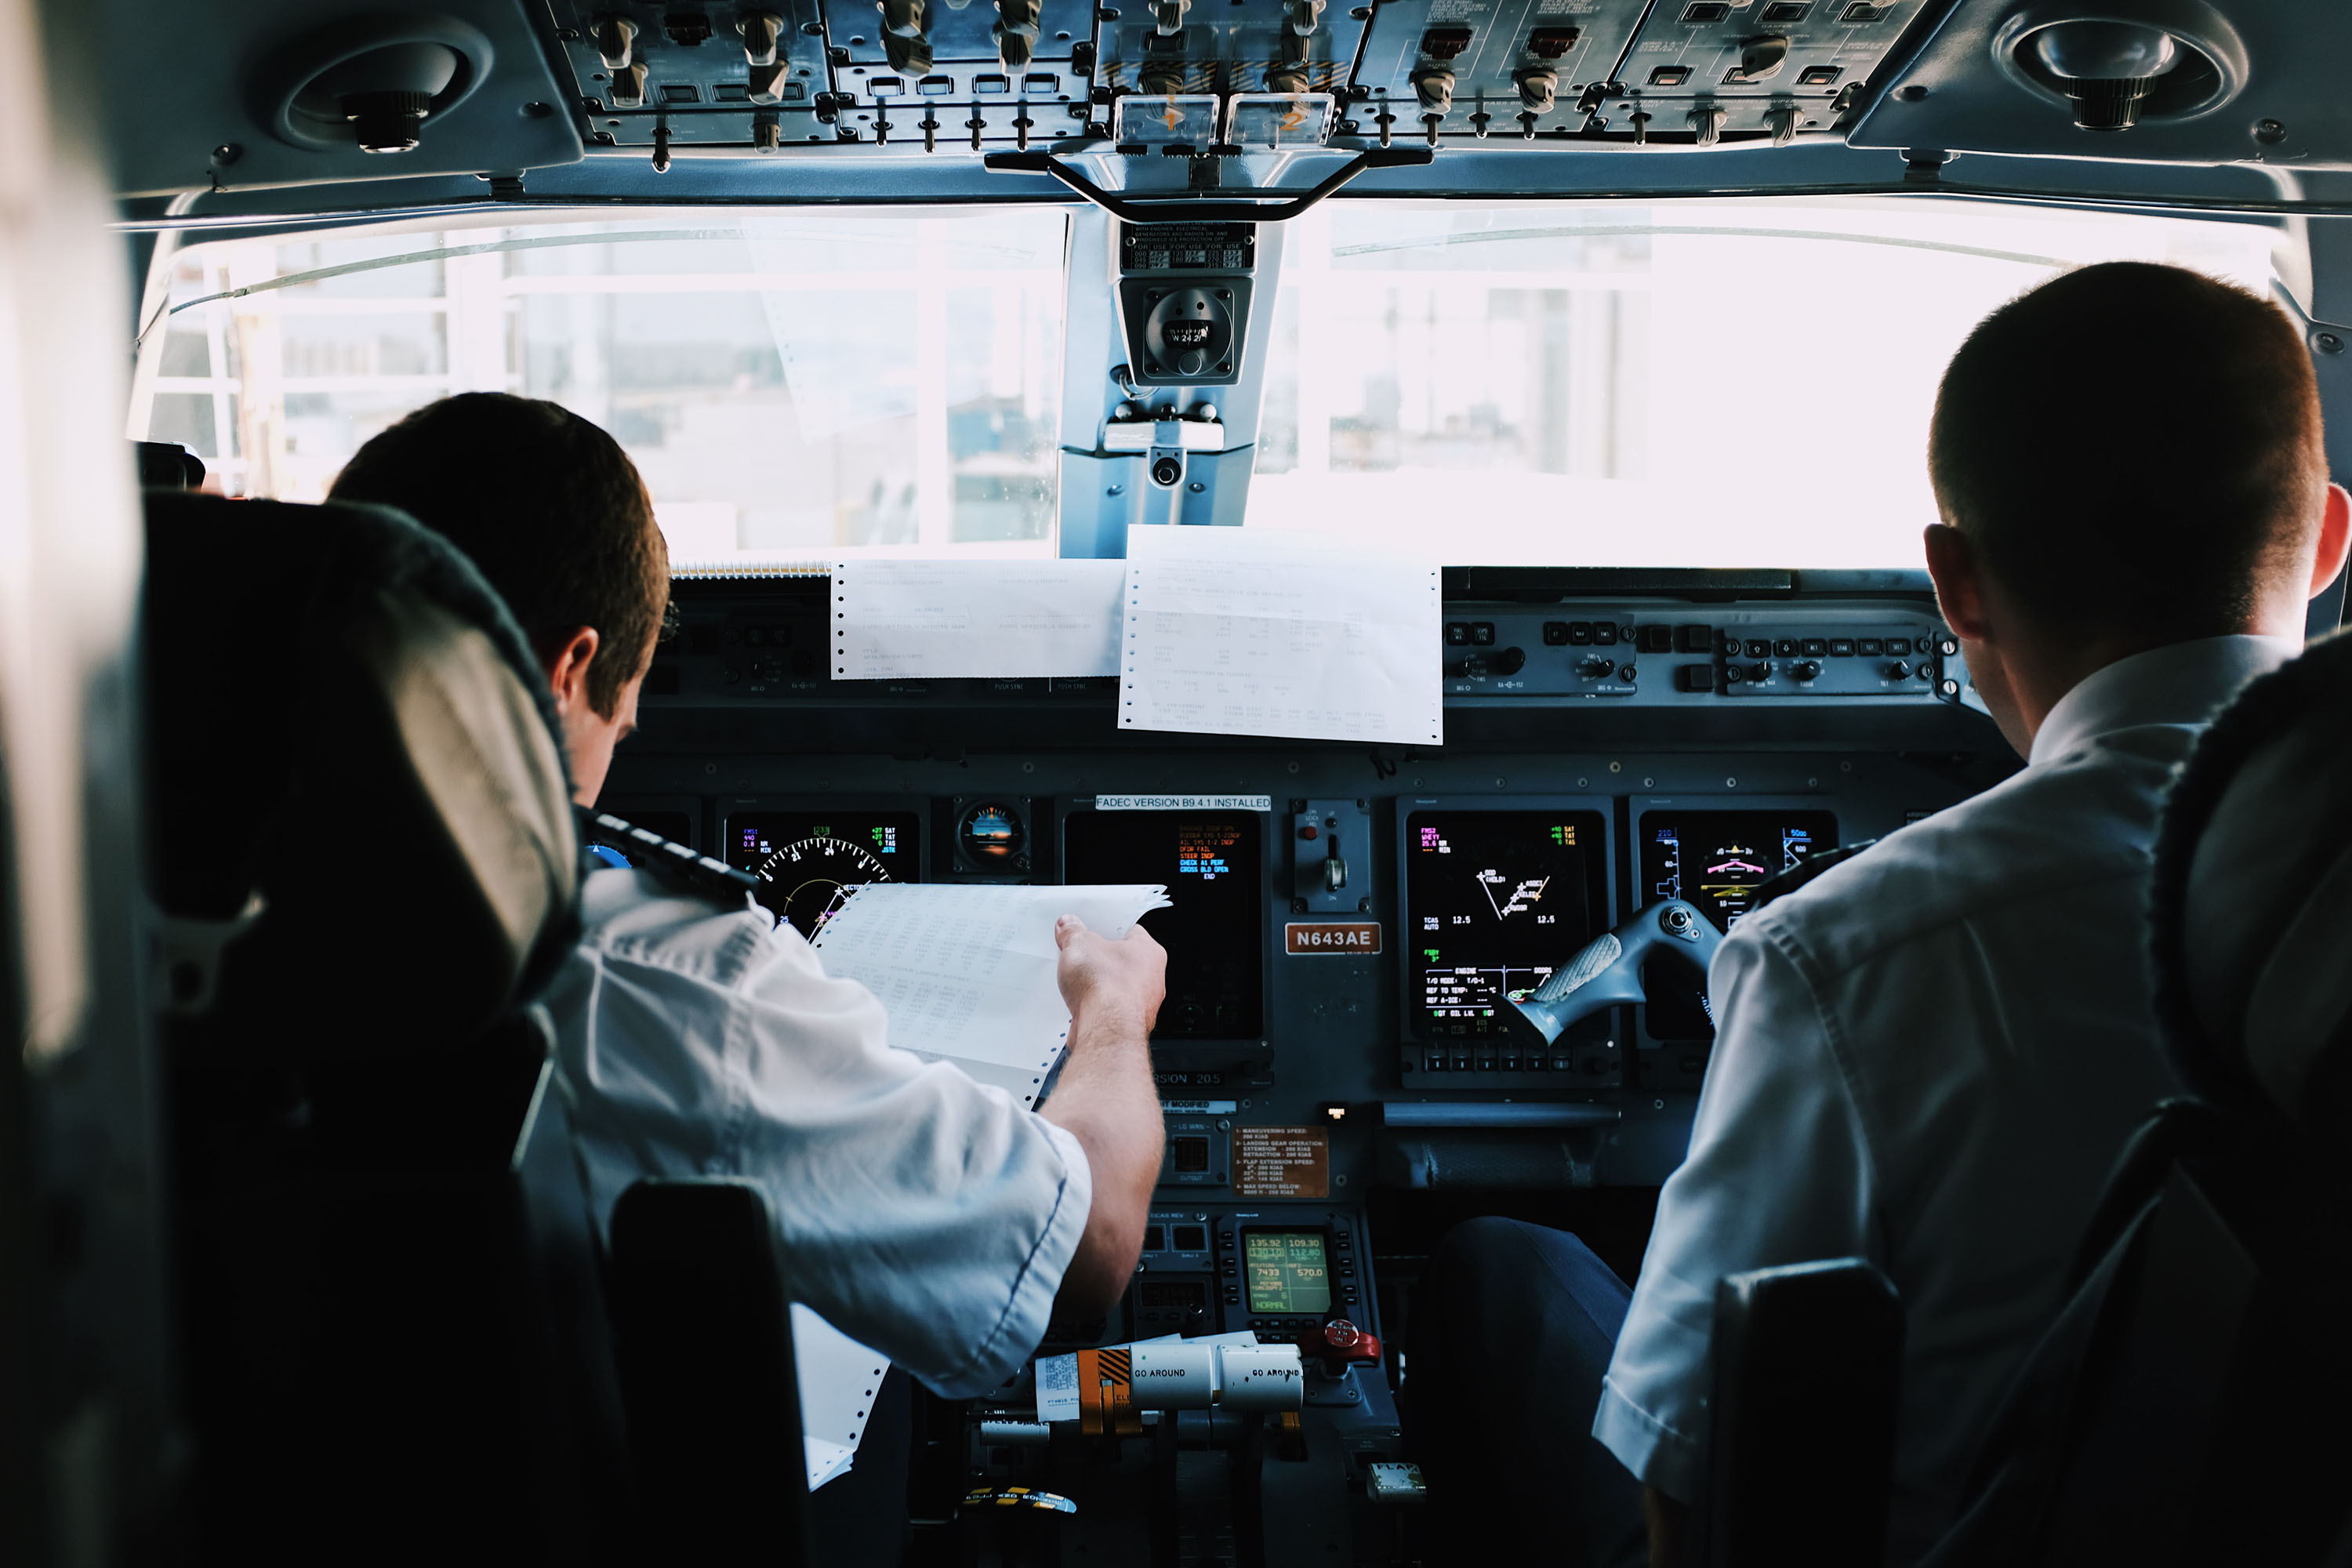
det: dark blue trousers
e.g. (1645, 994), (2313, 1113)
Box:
(1405, 1218), (1650, 1568)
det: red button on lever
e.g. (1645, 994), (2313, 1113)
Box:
(1308, 1319), (1381, 1373)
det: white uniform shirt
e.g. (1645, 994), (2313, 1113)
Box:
(1593, 634), (2297, 1564)
(545, 869), (1094, 1399)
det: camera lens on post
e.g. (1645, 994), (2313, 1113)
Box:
(1151, 456), (1183, 487)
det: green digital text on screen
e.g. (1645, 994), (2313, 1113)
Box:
(1243, 1231), (1332, 1316)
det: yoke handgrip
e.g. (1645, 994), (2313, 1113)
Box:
(1511, 899), (1720, 1045)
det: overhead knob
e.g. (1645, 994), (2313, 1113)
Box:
(2030, 18), (2180, 129)
(1287, 0), (1323, 34)
(738, 11), (783, 65)
(996, 0), (1042, 67)
(1766, 103), (1800, 144)
(1687, 103), (1725, 145)
(593, 14), (638, 69)
(1737, 34), (1788, 82)
(1516, 66), (1558, 114)
(752, 113), (783, 151)
(611, 60), (651, 107)
(747, 61), (789, 103)
(1414, 67), (1454, 114)
(1490, 646), (1526, 676)
(1152, 0), (1189, 36)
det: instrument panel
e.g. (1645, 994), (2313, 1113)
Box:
(604, 565), (2014, 1205)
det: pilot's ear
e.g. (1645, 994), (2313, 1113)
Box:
(2309, 483), (2351, 600)
(1923, 524), (1993, 643)
(546, 626), (601, 715)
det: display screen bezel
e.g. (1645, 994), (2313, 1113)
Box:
(1240, 1228), (1334, 1318)
(1057, 800), (1269, 1045)
(1393, 796), (1618, 1044)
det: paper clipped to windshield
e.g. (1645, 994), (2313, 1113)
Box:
(832, 559), (1127, 680)
(1119, 524), (1443, 745)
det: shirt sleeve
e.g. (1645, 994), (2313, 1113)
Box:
(555, 907), (1093, 1401)
(1592, 918), (1878, 1503)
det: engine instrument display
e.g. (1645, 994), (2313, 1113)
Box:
(725, 811), (921, 937)
(1243, 1232), (1331, 1317)
(1062, 808), (1263, 1040)
(1403, 809), (1610, 1040)
(1639, 811), (1838, 931)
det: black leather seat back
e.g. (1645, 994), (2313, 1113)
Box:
(608, 1179), (815, 1565)
(2154, 629), (2352, 1137)
(141, 492), (624, 1563)
(1705, 1258), (1904, 1568)
(143, 490), (578, 1058)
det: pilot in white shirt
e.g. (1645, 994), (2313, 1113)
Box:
(1594, 632), (2296, 1560)
(323, 392), (1171, 1414)
(1404, 263), (2352, 1568)
(548, 870), (1109, 1396)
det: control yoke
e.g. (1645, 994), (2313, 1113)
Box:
(1511, 899), (1720, 1045)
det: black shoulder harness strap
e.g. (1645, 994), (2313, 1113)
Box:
(577, 807), (763, 906)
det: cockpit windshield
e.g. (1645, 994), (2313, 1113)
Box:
(135, 197), (2278, 569)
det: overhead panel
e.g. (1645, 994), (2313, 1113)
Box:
(1614, 0), (1929, 144)
(828, 0), (1100, 149)
(1095, 0), (1372, 105)
(527, 0), (1949, 159)
(1349, 0), (1646, 144)
(546, 0), (838, 151)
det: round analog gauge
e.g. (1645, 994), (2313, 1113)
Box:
(753, 836), (897, 936)
(959, 800), (1026, 866)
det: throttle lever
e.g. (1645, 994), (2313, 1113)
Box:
(1510, 898), (1720, 1046)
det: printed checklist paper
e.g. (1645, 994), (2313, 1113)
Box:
(832, 558), (1127, 680)
(795, 880), (1171, 1488)
(1118, 524), (1443, 744)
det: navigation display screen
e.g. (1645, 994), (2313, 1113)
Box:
(1405, 809), (1610, 1040)
(1062, 809), (1264, 1040)
(1243, 1232), (1332, 1316)
(1639, 810), (1837, 1040)
(1639, 811), (1838, 932)
(725, 811), (922, 938)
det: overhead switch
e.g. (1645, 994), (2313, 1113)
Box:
(996, 0), (1042, 69)
(593, 14), (638, 69)
(882, 0), (934, 74)
(1688, 103), (1725, 143)
(1516, 67), (1559, 114)
(738, 12), (783, 65)
(612, 60), (651, 107)
(1733, 34), (1788, 82)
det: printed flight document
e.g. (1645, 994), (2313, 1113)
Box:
(1118, 524), (1443, 745)
(810, 881), (1171, 1107)
(793, 880), (1171, 1486)
(832, 559), (1127, 680)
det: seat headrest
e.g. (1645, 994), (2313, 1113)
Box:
(143, 492), (579, 1058)
(2150, 629), (2352, 1136)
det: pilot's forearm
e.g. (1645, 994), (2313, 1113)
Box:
(1040, 1000), (1163, 1313)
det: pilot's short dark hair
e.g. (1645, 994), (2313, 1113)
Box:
(1929, 261), (2326, 641)
(330, 393), (667, 717)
